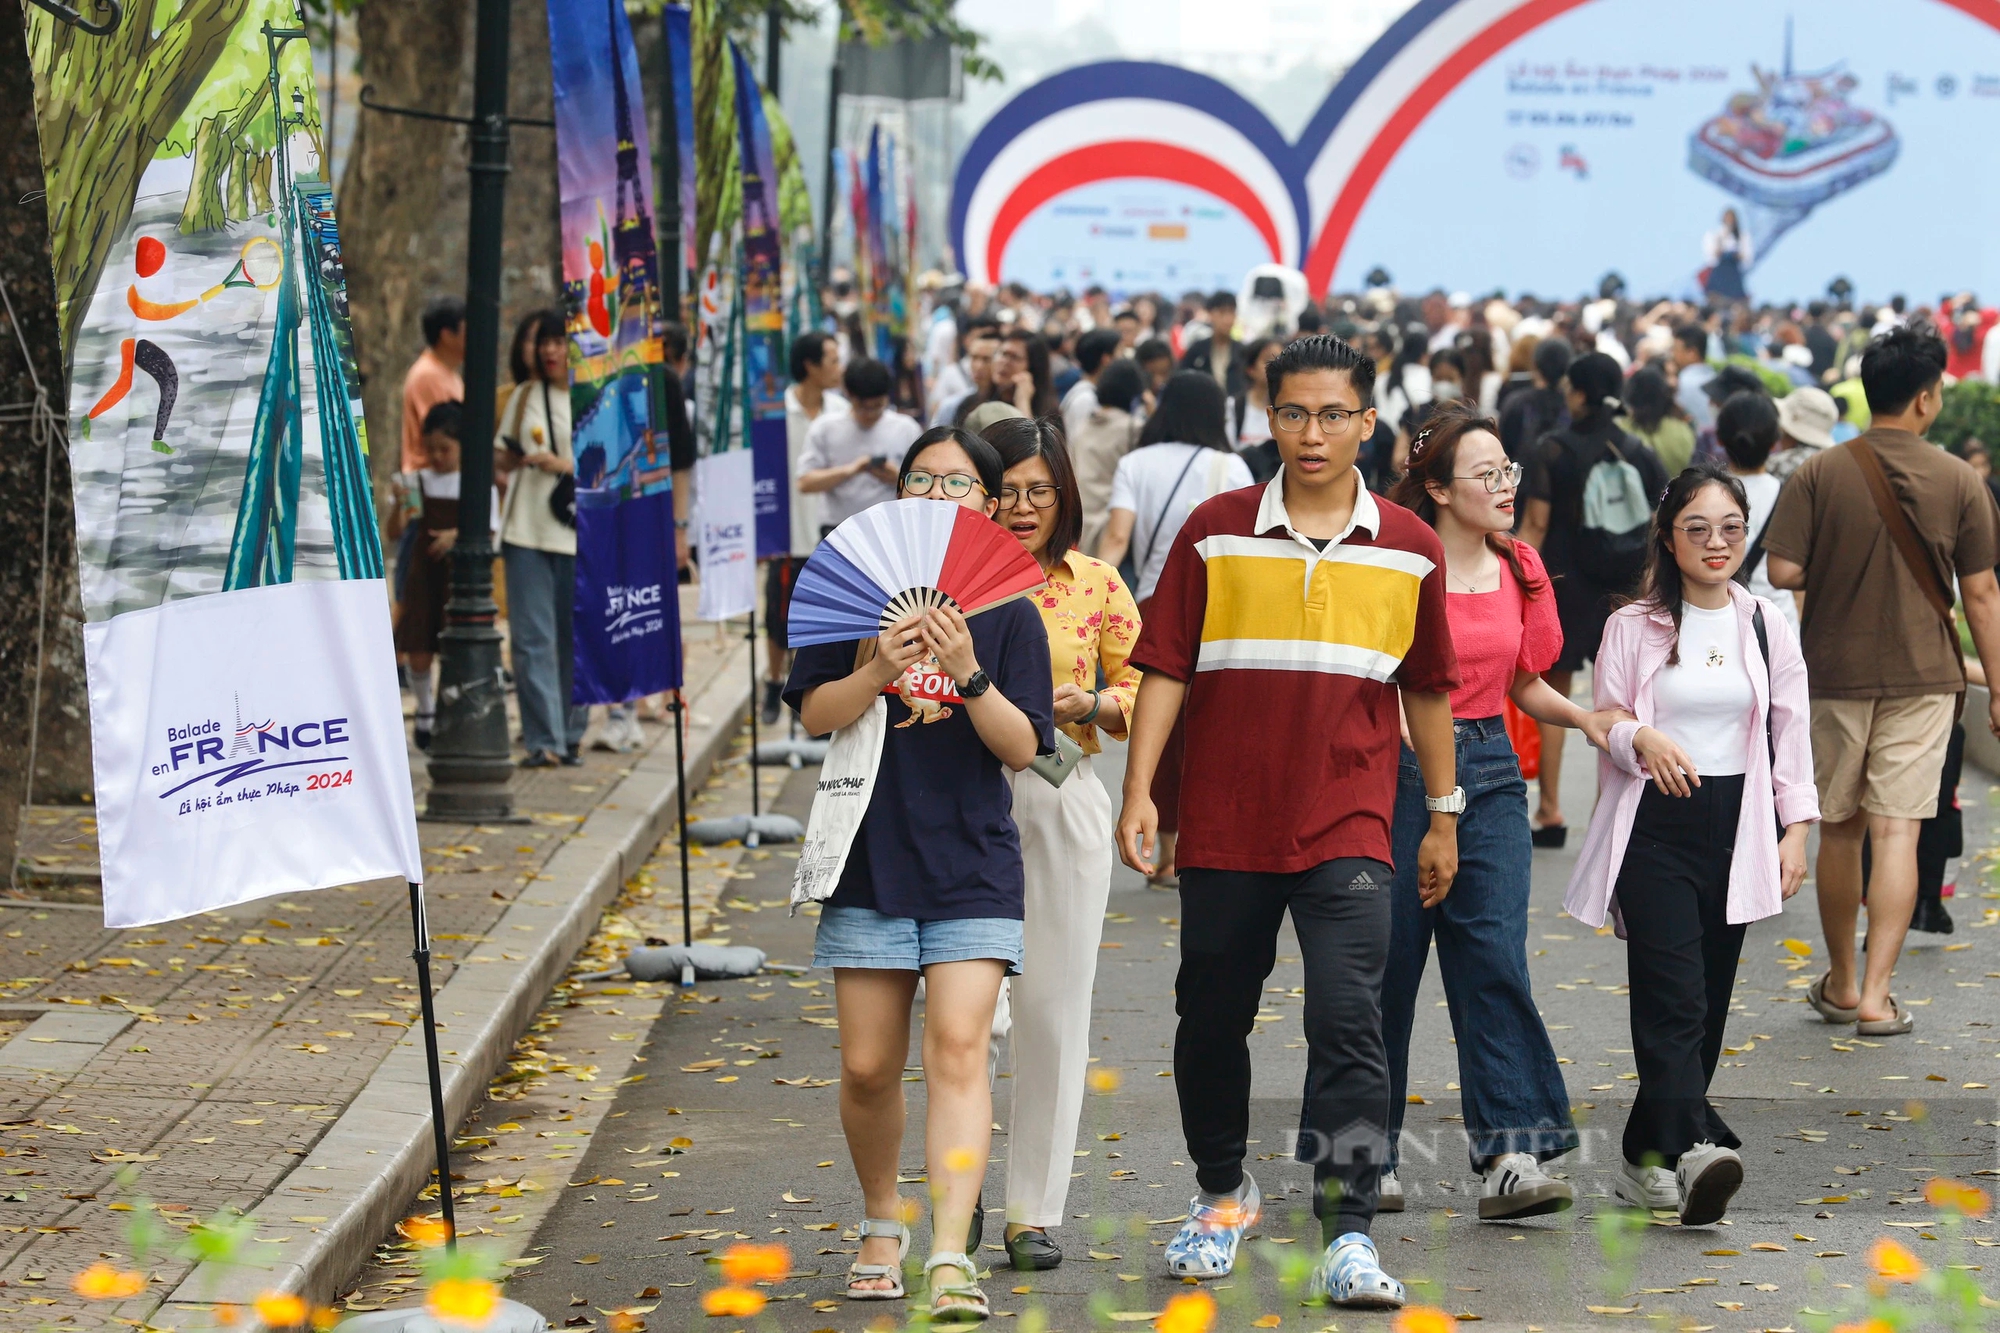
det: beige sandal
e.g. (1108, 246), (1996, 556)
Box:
(846, 1217), (910, 1300)
(926, 1251), (990, 1323)
(1856, 997), (1914, 1036)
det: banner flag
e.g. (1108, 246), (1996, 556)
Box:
(23, 0), (421, 927)
(728, 40), (790, 562)
(550, 0), (684, 700)
(695, 262), (757, 622)
(663, 4), (698, 300)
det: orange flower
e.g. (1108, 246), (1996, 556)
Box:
(702, 1286), (768, 1317)
(310, 1308), (340, 1332)
(1868, 1237), (1926, 1284)
(1393, 1308), (1460, 1333)
(1156, 1289), (1216, 1333)
(254, 1291), (308, 1327)
(399, 1214), (454, 1247)
(213, 1304), (241, 1327)
(607, 1312), (648, 1333)
(427, 1277), (501, 1327)
(1831, 1321), (1894, 1333)
(1923, 1177), (1992, 1218)
(71, 1263), (146, 1300)
(719, 1242), (791, 1286)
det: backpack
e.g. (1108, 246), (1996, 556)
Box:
(1574, 431), (1652, 588)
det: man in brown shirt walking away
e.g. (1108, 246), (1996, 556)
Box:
(1765, 324), (2000, 1037)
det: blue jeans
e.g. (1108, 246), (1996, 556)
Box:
(504, 542), (587, 755)
(1383, 716), (1576, 1171)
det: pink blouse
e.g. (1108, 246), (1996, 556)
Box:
(1444, 541), (1562, 719)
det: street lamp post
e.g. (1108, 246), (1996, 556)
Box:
(425, 0), (517, 821)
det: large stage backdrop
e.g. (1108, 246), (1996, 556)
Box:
(951, 0), (2000, 299)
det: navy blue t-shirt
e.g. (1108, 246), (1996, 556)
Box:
(783, 597), (1056, 921)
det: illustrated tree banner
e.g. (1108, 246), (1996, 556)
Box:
(23, 0), (421, 927)
(550, 0), (684, 702)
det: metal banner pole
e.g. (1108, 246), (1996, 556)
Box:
(406, 881), (458, 1251)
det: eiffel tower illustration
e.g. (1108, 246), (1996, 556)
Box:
(229, 693), (271, 757)
(608, 0), (653, 283)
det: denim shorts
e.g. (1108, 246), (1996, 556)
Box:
(813, 904), (1024, 975)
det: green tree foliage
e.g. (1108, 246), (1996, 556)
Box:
(1933, 378), (2000, 460)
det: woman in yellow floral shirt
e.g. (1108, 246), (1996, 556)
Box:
(979, 414), (1142, 1272)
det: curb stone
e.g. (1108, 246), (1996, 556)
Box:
(154, 644), (754, 1329)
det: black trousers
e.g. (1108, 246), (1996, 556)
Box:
(1175, 858), (1392, 1241)
(1614, 775), (1748, 1168)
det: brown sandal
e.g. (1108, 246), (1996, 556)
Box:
(1807, 973), (1859, 1025)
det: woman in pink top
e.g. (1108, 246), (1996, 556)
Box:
(1564, 463), (1816, 1227)
(1377, 403), (1623, 1220)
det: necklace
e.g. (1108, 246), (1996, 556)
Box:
(1451, 565), (1497, 593)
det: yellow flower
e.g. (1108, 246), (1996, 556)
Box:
(944, 1147), (978, 1174)
(310, 1308), (341, 1332)
(1923, 1177), (1992, 1218)
(719, 1242), (791, 1286)
(399, 1214), (454, 1247)
(1088, 1066), (1124, 1094)
(71, 1263), (146, 1300)
(1393, 1308), (1460, 1333)
(428, 1277), (501, 1327)
(1831, 1321), (1895, 1333)
(1156, 1289), (1216, 1333)
(253, 1291), (308, 1327)
(213, 1303), (241, 1327)
(607, 1312), (647, 1333)
(702, 1285), (768, 1317)
(1868, 1237), (1925, 1284)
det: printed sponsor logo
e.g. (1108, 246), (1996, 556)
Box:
(153, 693), (354, 804)
(605, 582), (667, 639)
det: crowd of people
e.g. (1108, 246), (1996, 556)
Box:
(764, 274), (2000, 1322)
(389, 270), (2000, 1320)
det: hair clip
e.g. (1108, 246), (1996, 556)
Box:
(1409, 426), (1435, 459)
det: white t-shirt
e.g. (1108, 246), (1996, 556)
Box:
(496, 378), (575, 555)
(416, 468), (500, 530)
(1108, 442), (1255, 601)
(1653, 602), (1754, 777)
(784, 384), (847, 556)
(797, 409), (920, 531)
(1061, 377), (1099, 441)
(1735, 471), (1797, 633)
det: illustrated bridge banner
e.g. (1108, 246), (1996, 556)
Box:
(550, 0), (685, 702)
(951, 0), (2000, 300)
(24, 0), (422, 928)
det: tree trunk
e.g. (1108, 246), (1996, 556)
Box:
(0, 6), (94, 881)
(340, 0), (558, 506)
(24, 0), (250, 361)
(250, 151), (273, 215)
(225, 138), (252, 223)
(179, 114), (230, 234)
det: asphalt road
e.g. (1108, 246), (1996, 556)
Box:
(504, 729), (2000, 1332)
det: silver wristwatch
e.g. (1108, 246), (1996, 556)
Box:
(1424, 785), (1467, 815)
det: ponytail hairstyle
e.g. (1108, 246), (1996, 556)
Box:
(1387, 399), (1547, 599)
(1631, 462), (1749, 666)
(1564, 350), (1626, 432)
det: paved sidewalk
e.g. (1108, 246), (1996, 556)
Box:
(0, 593), (759, 1330)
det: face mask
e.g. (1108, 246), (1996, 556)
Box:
(1433, 381), (1463, 400)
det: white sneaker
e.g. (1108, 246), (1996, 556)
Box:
(1675, 1142), (1743, 1227)
(1612, 1158), (1678, 1211)
(1479, 1152), (1573, 1220)
(1377, 1170), (1404, 1213)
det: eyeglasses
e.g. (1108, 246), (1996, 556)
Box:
(1273, 405), (1364, 433)
(1455, 462), (1525, 493)
(902, 470), (984, 499)
(1000, 483), (1060, 509)
(1674, 519), (1749, 545)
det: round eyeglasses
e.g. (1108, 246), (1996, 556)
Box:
(902, 470), (983, 499)
(1674, 519), (1749, 545)
(1455, 462), (1526, 493)
(1000, 483), (1061, 509)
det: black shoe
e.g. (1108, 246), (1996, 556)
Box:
(968, 1201), (984, 1255)
(1006, 1227), (1063, 1271)
(560, 745), (583, 767)
(1531, 823), (1567, 849)
(413, 726), (432, 752)
(1910, 896), (1955, 935)
(520, 750), (560, 769)
(761, 680), (784, 727)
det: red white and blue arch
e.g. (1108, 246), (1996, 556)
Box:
(949, 62), (1307, 289)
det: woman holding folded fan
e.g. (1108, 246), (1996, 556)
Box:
(978, 414), (1142, 1271)
(784, 425), (1055, 1322)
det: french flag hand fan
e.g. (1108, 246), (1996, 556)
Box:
(787, 499), (1046, 647)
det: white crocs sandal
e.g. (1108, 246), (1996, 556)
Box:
(845, 1216), (910, 1300)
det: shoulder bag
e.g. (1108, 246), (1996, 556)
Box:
(1135, 446), (1205, 587)
(544, 380), (576, 528)
(1848, 439), (1964, 720)
(790, 643), (889, 911)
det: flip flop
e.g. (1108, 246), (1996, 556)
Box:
(1807, 973), (1859, 1025)
(1856, 997), (1914, 1037)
